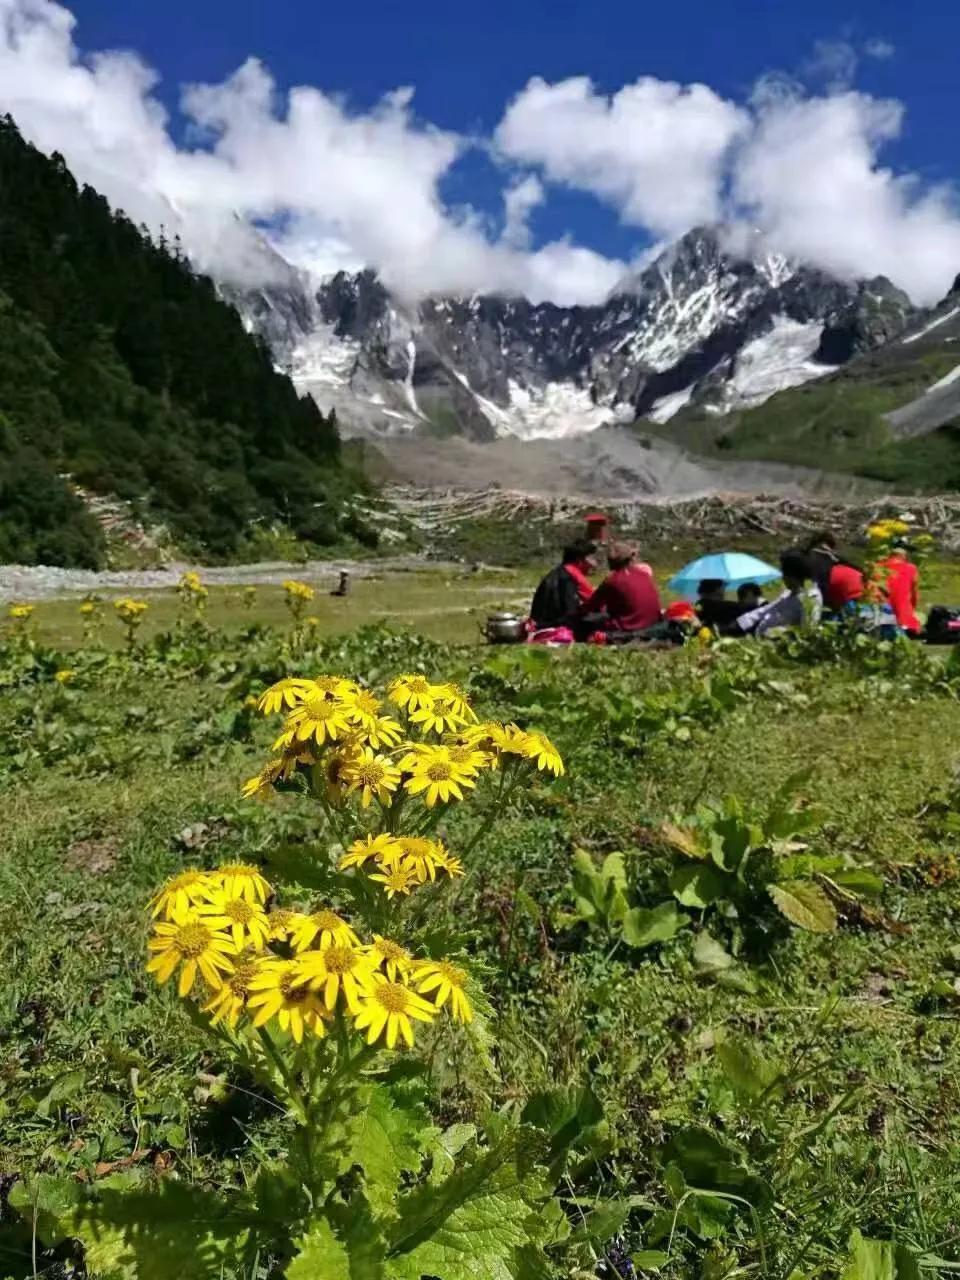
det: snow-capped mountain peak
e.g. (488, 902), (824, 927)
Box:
(232, 225), (916, 442)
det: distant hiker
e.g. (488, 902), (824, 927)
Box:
(804, 531), (864, 613)
(332, 571), (350, 597)
(529, 540), (597, 630)
(696, 579), (745, 630)
(586, 541), (662, 634)
(736, 550), (822, 637)
(877, 540), (921, 634)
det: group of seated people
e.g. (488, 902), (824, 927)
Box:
(528, 529), (922, 644)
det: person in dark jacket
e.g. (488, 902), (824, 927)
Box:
(696, 579), (745, 629)
(804, 531), (864, 613)
(529, 540), (597, 630)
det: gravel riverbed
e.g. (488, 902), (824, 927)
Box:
(0, 556), (463, 603)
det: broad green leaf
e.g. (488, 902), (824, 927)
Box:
(632, 1250), (671, 1270)
(288, 1218), (351, 1280)
(12, 1174), (256, 1280)
(670, 864), (726, 909)
(428, 1123), (478, 1185)
(339, 1082), (431, 1216)
(387, 1131), (543, 1280)
(290, 1202), (387, 1280)
(521, 1085), (603, 1169)
(842, 1230), (896, 1280)
(662, 1126), (773, 1211)
(829, 869), (884, 898)
(35, 1069), (86, 1118)
(621, 902), (688, 949)
(716, 1035), (783, 1099)
(692, 932), (734, 975)
(661, 822), (706, 860)
(711, 815), (754, 871)
(565, 1199), (631, 1245)
(769, 881), (837, 933)
(7, 1175), (83, 1246)
(600, 851), (628, 891)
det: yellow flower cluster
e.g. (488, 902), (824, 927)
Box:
(178, 571), (209, 602)
(115, 597), (149, 623)
(340, 833), (465, 897)
(7, 603), (33, 621)
(79, 600), (98, 617)
(243, 673), (563, 823)
(146, 865), (472, 1047)
(283, 579), (315, 601)
(54, 669), (75, 685)
(866, 518), (911, 543)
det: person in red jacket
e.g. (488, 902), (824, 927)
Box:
(877, 541), (921, 634)
(586, 541), (662, 633)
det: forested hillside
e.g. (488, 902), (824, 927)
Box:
(0, 117), (351, 568)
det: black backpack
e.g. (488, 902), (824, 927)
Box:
(925, 606), (960, 644)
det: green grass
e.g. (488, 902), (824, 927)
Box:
(657, 341), (960, 487)
(5, 574), (960, 1276)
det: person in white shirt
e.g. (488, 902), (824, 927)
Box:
(736, 550), (822, 637)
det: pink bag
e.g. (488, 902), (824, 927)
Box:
(527, 626), (575, 645)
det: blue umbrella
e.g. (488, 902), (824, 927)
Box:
(668, 551), (781, 600)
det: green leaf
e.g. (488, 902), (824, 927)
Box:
(565, 1199), (631, 1246)
(34, 1069), (86, 1118)
(769, 881), (837, 933)
(288, 1218), (352, 1280)
(339, 1082), (432, 1216)
(521, 1085), (603, 1170)
(829, 869), (884, 898)
(632, 1250), (671, 1270)
(670, 864), (726, 909)
(387, 1131), (544, 1280)
(428, 1123), (478, 1185)
(662, 1126), (773, 1211)
(716, 1035), (783, 1099)
(621, 902), (688, 949)
(289, 1204), (387, 1280)
(10, 1174), (256, 1280)
(692, 932), (734, 975)
(843, 1230), (896, 1280)
(661, 822), (706, 860)
(711, 815), (754, 871)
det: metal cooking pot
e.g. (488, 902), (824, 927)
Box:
(483, 612), (525, 643)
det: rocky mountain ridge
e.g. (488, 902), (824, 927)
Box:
(235, 226), (918, 444)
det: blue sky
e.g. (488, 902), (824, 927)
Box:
(3, 0), (960, 303)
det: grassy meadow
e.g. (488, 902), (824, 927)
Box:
(3, 565), (960, 1279)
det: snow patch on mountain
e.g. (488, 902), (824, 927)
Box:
(648, 387), (695, 423)
(725, 317), (834, 409)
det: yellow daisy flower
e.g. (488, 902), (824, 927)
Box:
(339, 833), (404, 872)
(431, 846), (466, 879)
(340, 687), (383, 730)
(404, 748), (477, 808)
(484, 722), (531, 757)
(195, 889), (271, 951)
(8, 603), (34, 621)
(146, 920), (236, 997)
(293, 943), (374, 1014)
(436, 683), (478, 723)
(368, 863), (420, 899)
(149, 870), (216, 921)
(409, 697), (469, 735)
(284, 691), (351, 746)
(395, 836), (444, 883)
(522, 731), (565, 777)
(257, 678), (316, 716)
(289, 908), (359, 953)
(342, 747), (402, 808)
(365, 935), (412, 981)
(442, 740), (491, 776)
(352, 973), (438, 1049)
(386, 674), (436, 712)
(241, 758), (285, 800)
(202, 951), (260, 1028)
(360, 714), (404, 750)
(247, 959), (330, 1044)
(54, 669), (75, 685)
(215, 864), (272, 905)
(412, 959), (473, 1024)
(319, 745), (359, 808)
(266, 908), (307, 941)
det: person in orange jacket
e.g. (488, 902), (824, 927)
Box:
(877, 539), (921, 634)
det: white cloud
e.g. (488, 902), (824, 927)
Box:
(501, 174), (544, 249)
(865, 38), (896, 61)
(0, 1), (955, 309)
(733, 88), (960, 304)
(0, 0), (623, 302)
(495, 75), (748, 237)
